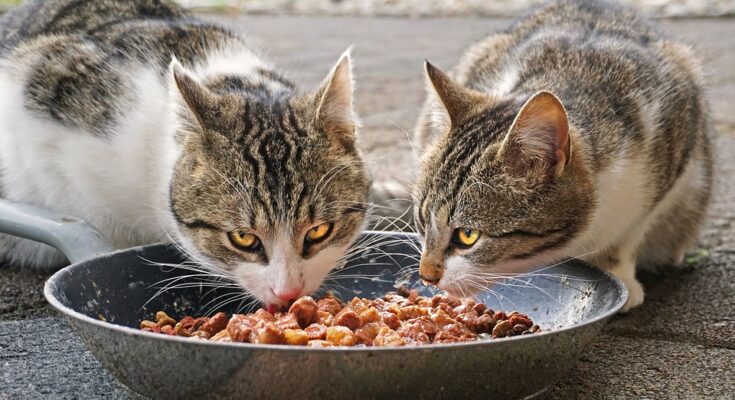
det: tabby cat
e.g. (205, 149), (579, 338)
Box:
(413, 0), (712, 311)
(0, 0), (370, 306)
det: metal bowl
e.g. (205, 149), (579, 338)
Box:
(44, 232), (626, 399)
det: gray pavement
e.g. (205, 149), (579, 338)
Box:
(1, 14), (734, 399)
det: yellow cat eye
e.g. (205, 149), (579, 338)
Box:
(228, 230), (260, 250)
(453, 228), (480, 247)
(305, 223), (333, 243)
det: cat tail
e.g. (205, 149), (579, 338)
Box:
(368, 180), (415, 232)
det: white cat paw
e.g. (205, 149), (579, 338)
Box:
(619, 276), (645, 313)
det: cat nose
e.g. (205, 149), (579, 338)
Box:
(419, 259), (443, 285)
(273, 287), (302, 301)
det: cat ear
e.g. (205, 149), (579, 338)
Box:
(169, 57), (218, 129)
(500, 91), (571, 180)
(424, 61), (492, 130)
(314, 48), (358, 146)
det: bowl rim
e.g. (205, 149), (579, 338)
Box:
(43, 231), (628, 353)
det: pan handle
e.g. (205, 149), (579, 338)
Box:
(0, 198), (115, 264)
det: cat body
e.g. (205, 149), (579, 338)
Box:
(413, 0), (712, 311)
(0, 0), (370, 306)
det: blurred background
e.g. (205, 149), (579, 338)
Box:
(0, 0), (734, 17)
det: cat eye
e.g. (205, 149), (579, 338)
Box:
(228, 230), (261, 251)
(452, 228), (481, 248)
(305, 223), (333, 244)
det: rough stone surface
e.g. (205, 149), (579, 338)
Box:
(549, 334), (735, 399)
(0, 269), (53, 321)
(608, 253), (735, 350)
(0, 14), (733, 400)
(0, 318), (140, 399)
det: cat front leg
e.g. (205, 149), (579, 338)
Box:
(609, 257), (645, 313)
(589, 247), (645, 312)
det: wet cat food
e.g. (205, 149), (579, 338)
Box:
(139, 288), (541, 346)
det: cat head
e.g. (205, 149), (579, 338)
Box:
(167, 50), (370, 306)
(414, 62), (594, 295)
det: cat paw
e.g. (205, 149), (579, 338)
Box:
(619, 276), (645, 313)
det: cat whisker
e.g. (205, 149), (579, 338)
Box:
(318, 280), (354, 295)
(203, 292), (252, 317)
(464, 278), (516, 310)
(199, 290), (249, 316)
(235, 297), (261, 314)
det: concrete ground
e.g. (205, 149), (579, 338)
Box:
(1, 14), (734, 399)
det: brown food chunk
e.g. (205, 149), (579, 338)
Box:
(431, 294), (460, 308)
(198, 312), (229, 336)
(306, 340), (332, 348)
(155, 311), (176, 327)
(173, 322), (191, 337)
(476, 314), (496, 333)
(359, 307), (380, 325)
(288, 296), (318, 328)
(414, 316), (439, 338)
(178, 316), (195, 328)
(227, 314), (258, 342)
(453, 299), (477, 315)
(348, 297), (371, 314)
(436, 302), (458, 318)
(508, 313), (533, 329)
(458, 312), (496, 334)
(141, 325), (161, 333)
(379, 311), (401, 330)
(429, 309), (454, 328)
(283, 329), (309, 346)
(417, 298), (432, 307)
(334, 308), (361, 331)
(492, 320), (512, 338)
(373, 326), (405, 347)
(383, 294), (411, 307)
(316, 310), (334, 326)
(256, 322), (285, 344)
(211, 330), (231, 341)
(304, 323), (328, 340)
(191, 330), (209, 339)
(317, 297), (342, 315)
(434, 323), (476, 343)
(254, 309), (276, 322)
(326, 326), (357, 346)
(140, 320), (157, 330)
(396, 322), (431, 344)
(354, 322), (383, 346)
(275, 313), (301, 331)
(397, 305), (424, 321)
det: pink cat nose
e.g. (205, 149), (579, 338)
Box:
(273, 288), (302, 301)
